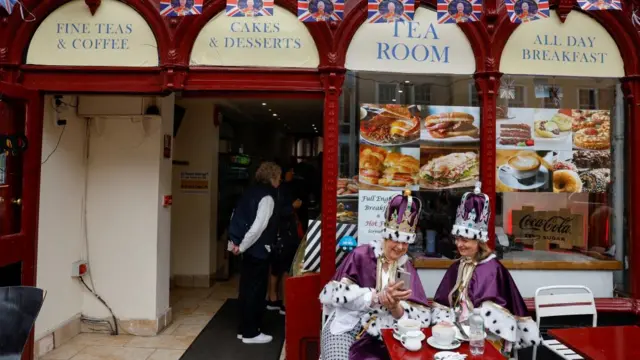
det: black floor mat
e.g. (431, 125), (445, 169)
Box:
(180, 299), (285, 360)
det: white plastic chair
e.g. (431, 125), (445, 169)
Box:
(532, 285), (597, 360)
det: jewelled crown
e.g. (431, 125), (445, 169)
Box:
(452, 182), (490, 242)
(382, 189), (422, 244)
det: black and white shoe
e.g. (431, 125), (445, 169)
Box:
(279, 305), (286, 315)
(266, 300), (282, 311)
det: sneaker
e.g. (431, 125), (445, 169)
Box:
(242, 333), (273, 344)
(266, 300), (282, 311)
(237, 334), (243, 339)
(279, 305), (286, 315)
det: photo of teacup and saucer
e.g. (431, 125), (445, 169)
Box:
(497, 150), (554, 191)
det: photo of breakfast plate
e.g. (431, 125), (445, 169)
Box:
(360, 104), (421, 146)
(359, 144), (420, 190)
(421, 106), (480, 144)
(419, 148), (479, 190)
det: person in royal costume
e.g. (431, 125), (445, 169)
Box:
(431, 183), (541, 357)
(319, 190), (431, 360)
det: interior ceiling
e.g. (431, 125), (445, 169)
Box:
(214, 98), (324, 134)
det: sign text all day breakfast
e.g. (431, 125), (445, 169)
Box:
(522, 34), (608, 64)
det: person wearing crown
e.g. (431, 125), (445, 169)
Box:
(319, 190), (431, 360)
(431, 183), (541, 357)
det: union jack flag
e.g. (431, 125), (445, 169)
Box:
(577, 0), (621, 11)
(159, 0), (203, 17)
(367, 0), (414, 23)
(0, 0), (17, 15)
(226, 0), (274, 16)
(437, 0), (482, 24)
(298, 0), (344, 22)
(505, 0), (549, 23)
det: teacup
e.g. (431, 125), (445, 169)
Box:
(395, 318), (420, 335)
(432, 323), (456, 346)
(400, 330), (424, 352)
(502, 154), (541, 185)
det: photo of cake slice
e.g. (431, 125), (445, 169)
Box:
(498, 123), (534, 147)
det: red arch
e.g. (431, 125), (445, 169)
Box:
(3, 0), (172, 66)
(172, 0), (334, 67)
(491, 5), (640, 76)
(332, 1), (490, 72)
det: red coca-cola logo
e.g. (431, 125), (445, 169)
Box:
(518, 214), (573, 234)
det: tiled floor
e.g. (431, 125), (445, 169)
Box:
(43, 276), (286, 360)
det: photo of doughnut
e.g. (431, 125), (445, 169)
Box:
(552, 151), (611, 193)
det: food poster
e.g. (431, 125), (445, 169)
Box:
(359, 104), (421, 146)
(419, 146), (479, 190)
(496, 108), (611, 194)
(357, 190), (399, 245)
(359, 144), (420, 191)
(421, 106), (481, 145)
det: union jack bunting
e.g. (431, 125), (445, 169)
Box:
(159, 0), (203, 17)
(437, 0), (482, 24)
(367, 0), (414, 23)
(226, 0), (274, 16)
(298, 0), (344, 22)
(0, 0), (17, 15)
(577, 0), (621, 11)
(505, 0), (549, 23)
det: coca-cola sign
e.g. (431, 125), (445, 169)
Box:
(512, 206), (584, 249)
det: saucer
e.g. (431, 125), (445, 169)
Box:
(393, 331), (425, 342)
(426, 337), (461, 350)
(434, 351), (466, 360)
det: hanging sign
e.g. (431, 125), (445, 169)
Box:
(500, 11), (624, 77)
(577, 0), (621, 11)
(25, 0), (159, 67)
(298, 0), (344, 22)
(160, 0), (203, 17)
(505, 0), (549, 23)
(437, 0), (482, 24)
(367, 0), (414, 23)
(191, 5), (319, 67)
(226, 0), (274, 16)
(346, 8), (475, 74)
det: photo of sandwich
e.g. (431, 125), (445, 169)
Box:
(419, 148), (479, 189)
(360, 104), (421, 146)
(421, 106), (480, 143)
(359, 145), (419, 190)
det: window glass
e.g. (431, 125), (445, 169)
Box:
(338, 71), (479, 256)
(0, 154), (5, 185)
(495, 77), (622, 271)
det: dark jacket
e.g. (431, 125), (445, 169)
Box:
(229, 184), (279, 259)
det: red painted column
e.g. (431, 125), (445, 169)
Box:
(474, 71), (501, 249)
(319, 71), (344, 285)
(621, 75), (640, 300)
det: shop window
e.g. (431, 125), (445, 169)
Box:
(496, 76), (620, 265)
(578, 88), (599, 110)
(509, 85), (527, 108)
(376, 83), (398, 104)
(0, 153), (5, 185)
(468, 82), (479, 107)
(413, 84), (431, 105)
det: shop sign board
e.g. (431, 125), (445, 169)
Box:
(511, 206), (584, 249)
(500, 11), (624, 77)
(357, 190), (400, 245)
(345, 8), (475, 74)
(190, 5), (319, 68)
(26, 0), (159, 67)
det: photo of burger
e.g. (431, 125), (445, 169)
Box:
(358, 145), (419, 190)
(421, 106), (480, 143)
(418, 148), (479, 189)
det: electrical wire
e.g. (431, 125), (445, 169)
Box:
(41, 125), (65, 165)
(78, 276), (119, 336)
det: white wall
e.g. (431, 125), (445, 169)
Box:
(418, 269), (613, 298)
(36, 95), (174, 340)
(36, 96), (86, 339)
(170, 100), (220, 282)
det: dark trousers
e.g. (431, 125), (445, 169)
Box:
(238, 253), (270, 338)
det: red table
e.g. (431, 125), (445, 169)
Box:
(548, 326), (640, 360)
(381, 328), (504, 360)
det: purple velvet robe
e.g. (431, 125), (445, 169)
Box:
(331, 245), (429, 360)
(433, 257), (528, 317)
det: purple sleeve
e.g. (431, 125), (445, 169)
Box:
(433, 262), (461, 307)
(469, 259), (529, 317)
(331, 248), (362, 284)
(404, 261), (429, 306)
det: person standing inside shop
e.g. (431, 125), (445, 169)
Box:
(267, 165), (302, 315)
(229, 162), (282, 344)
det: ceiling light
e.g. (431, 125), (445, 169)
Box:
(392, 99), (396, 102)
(269, 109), (272, 112)
(262, 103), (267, 106)
(404, 80), (410, 83)
(273, 113), (277, 117)
(398, 90), (403, 93)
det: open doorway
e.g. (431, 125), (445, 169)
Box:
(169, 96), (323, 359)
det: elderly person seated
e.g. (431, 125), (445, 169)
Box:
(319, 190), (431, 359)
(431, 183), (541, 357)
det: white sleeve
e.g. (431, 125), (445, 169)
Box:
(239, 196), (275, 253)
